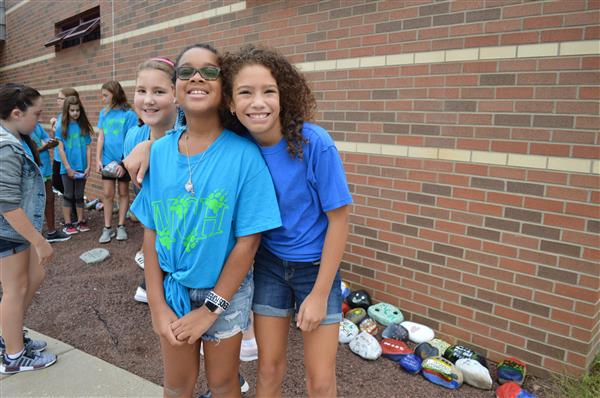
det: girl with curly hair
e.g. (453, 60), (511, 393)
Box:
(221, 45), (352, 397)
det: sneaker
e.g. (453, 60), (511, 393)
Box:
(0, 330), (47, 353)
(62, 224), (79, 235)
(240, 338), (258, 362)
(199, 374), (249, 398)
(134, 251), (144, 269)
(116, 225), (128, 241)
(134, 283), (148, 303)
(99, 227), (116, 243)
(45, 229), (71, 243)
(0, 348), (57, 374)
(77, 220), (90, 232)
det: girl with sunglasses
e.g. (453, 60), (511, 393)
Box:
(0, 84), (57, 374)
(129, 44), (281, 397)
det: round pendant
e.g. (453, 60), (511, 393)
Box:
(185, 180), (194, 193)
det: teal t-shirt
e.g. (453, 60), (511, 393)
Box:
(55, 121), (92, 174)
(27, 124), (52, 178)
(97, 107), (138, 165)
(131, 127), (282, 317)
(123, 124), (150, 158)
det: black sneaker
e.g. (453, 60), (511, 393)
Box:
(0, 330), (47, 353)
(45, 229), (72, 243)
(199, 374), (249, 398)
(0, 347), (56, 374)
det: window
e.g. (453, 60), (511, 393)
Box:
(44, 6), (100, 49)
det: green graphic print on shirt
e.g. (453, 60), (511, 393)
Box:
(64, 133), (85, 150)
(152, 189), (229, 253)
(104, 117), (126, 136)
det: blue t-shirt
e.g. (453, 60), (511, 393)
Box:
(23, 124), (52, 178)
(123, 124), (150, 158)
(97, 107), (138, 165)
(55, 121), (92, 174)
(259, 122), (353, 261)
(131, 127), (281, 317)
(53, 114), (62, 163)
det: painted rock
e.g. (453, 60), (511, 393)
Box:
(496, 382), (536, 398)
(349, 331), (381, 360)
(497, 357), (526, 385)
(338, 319), (359, 344)
(367, 302), (404, 326)
(421, 356), (463, 390)
(381, 338), (413, 363)
(456, 358), (493, 390)
(381, 323), (409, 341)
(342, 301), (350, 315)
(399, 354), (422, 374)
(340, 280), (351, 299)
(414, 342), (439, 360)
(346, 290), (372, 310)
(429, 338), (451, 356)
(400, 321), (435, 343)
(345, 307), (367, 325)
(359, 318), (378, 335)
(444, 344), (487, 367)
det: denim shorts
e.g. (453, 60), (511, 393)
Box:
(253, 246), (342, 325)
(189, 271), (253, 342)
(0, 238), (29, 258)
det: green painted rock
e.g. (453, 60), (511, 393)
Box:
(367, 302), (404, 326)
(345, 307), (367, 325)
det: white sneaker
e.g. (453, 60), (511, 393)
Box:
(240, 338), (258, 361)
(134, 251), (144, 269)
(116, 225), (128, 241)
(134, 286), (147, 303)
(98, 227), (116, 244)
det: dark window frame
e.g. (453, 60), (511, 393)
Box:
(44, 6), (100, 50)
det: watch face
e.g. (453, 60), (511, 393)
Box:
(205, 301), (219, 313)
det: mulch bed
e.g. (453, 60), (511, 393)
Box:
(21, 201), (551, 397)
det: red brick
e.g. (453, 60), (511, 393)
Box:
(457, 139), (490, 151)
(541, 28), (583, 42)
(503, 2), (542, 18)
(531, 316), (570, 336)
(583, 247), (600, 262)
(564, 11), (600, 27)
(523, 15), (563, 30)
(501, 233), (540, 250)
(534, 291), (574, 311)
(468, 202), (503, 217)
(570, 174), (600, 189)
(500, 31), (539, 45)
(565, 203), (599, 218)
(487, 192), (523, 207)
(495, 305), (530, 324)
(552, 309), (594, 329)
(546, 186), (589, 202)
(514, 101), (553, 113)
(557, 101), (600, 115)
(544, 214), (586, 230)
(538, 57), (581, 71)
(524, 197), (564, 213)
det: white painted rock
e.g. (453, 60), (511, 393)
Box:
(80, 248), (110, 265)
(338, 319), (359, 344)
(400, 321), (435, 344)
(349, 331), (381, 360)
(456, 358), (493, 390)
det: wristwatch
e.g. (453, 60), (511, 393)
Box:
(204, 291), (230, 315)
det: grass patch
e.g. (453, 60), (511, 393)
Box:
(549, 353), (600, 398)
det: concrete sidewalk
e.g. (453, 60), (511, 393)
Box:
(0, 329), (162, 397)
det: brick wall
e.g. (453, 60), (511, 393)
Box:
(2, 0), (598, 377)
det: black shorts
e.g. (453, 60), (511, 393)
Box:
(101, 173), (131, 182)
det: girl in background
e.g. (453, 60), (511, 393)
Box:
(56, 96), (93, 234)
(222, 45), (352, 397)
(0, 84), (56, 374)
(96, 81), (137, 243)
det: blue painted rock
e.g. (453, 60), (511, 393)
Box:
(497, 357), (526, 385)
(345, 307), (367, 325)
(367, 302), (404, 326)
(443, 344), (487, 367)
(346, 290), (372, 310)
(381, 323), (409, 341)
(381, 338), (412, 363)
(496, 382), (536, 398)
(429, 338), (451, 356)
(400, 321), (435, 343)
(338, 319), (359, 344)
(456, 358), (493, 389)
(421, 356), (463, 389)
(399, 354), (422, 374)
(340, 280), (351, 299)
(359, 318), (378, 335)
(414, 342), (439, 360)
(349, 331), (381, 360)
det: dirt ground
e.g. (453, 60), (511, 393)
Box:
(20, 202), (552, 397)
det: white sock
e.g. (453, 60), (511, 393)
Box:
(6, 349), (25, 360)
(242, 338), (256, 347)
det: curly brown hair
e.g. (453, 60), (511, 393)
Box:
(221, 44), (316, 159)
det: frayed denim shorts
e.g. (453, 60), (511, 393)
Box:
(0, 238), (29, 259)
(253, 246), (342, 325)
(189, 271), (253, 342)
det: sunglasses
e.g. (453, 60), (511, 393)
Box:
(175, 66), (221, 81)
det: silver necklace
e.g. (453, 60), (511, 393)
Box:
(183, 133), (209, 196)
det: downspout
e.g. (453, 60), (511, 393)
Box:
(0, 0), (6, 42)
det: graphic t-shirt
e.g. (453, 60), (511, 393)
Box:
(259, 122), (353, 261)
(55, 121), (92, 174)
(97, 108), (138, 165)
(131, 127), (281, 316)
(22, 124), (52, 178)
